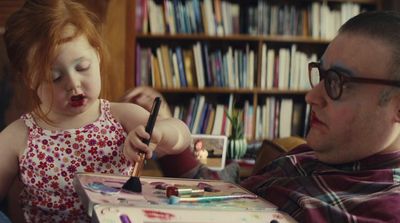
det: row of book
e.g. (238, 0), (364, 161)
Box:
(170, 94), (310, 140)
(135, 0), (364, 39)
(135, 42), (317, 90)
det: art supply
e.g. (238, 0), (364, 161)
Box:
(168, 194), (258, 204)
(85, 182), (120, 195)
(122, 97), (161, 193)
(166, 186), (204, 197)
(119, 214), (132, 223)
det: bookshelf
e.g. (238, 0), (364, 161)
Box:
(124, 0), (382, 141)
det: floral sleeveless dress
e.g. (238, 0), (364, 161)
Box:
(19, 99), (132, 222)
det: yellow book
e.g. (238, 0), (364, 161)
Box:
(151, 54), (162, 88)
(160, 45), (174, 88)
(183, 49), (196, 87)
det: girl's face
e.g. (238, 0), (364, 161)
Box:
(195, 141), (203, 151)
(37, 31), (101, 121)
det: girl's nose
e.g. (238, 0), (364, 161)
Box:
(66, 72), (81, 92)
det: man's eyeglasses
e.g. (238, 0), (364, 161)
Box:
(308, 62), (400, 100)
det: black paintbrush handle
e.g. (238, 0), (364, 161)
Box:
(143, 97), (161, 145)
(131, 97), (161, 177)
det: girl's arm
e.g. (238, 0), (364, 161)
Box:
(111, 102), (191, 162)
(0, 120), (26, 201)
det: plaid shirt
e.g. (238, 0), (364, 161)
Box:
(241, 144), (400, 223)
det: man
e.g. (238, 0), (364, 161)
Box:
(160, 11), (400, 222)
(245, 11), (400, 222)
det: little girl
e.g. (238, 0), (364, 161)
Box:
(0, 1), (191, 222)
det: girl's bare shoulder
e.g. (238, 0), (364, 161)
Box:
(0, 119), (28, 155)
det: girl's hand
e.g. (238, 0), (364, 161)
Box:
(123, 124), (162, 162)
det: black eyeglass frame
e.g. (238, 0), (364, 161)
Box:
(308, 62), (400, 100)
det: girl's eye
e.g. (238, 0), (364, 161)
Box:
(76, 61), (90, 71)
(52, 71), (62, 82)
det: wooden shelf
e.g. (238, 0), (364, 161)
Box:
(136, 34), (331, 44)
(156, 87), (308, 95)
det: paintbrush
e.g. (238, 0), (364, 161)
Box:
(168, 194), (258, 204)
(122, 97), (161, 193)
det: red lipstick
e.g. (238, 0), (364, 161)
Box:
(70, 94), (85, 107)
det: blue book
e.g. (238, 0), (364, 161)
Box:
(215, 50), (224, 87)
(202, 42), (212, 87)
(173, 0), (182, 33)
(192, 0), (203, 33)
(175, 47), (187, 87)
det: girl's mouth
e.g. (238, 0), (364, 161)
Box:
(70, 94), (85, 107)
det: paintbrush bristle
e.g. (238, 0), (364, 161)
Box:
(122, 176), (142, 192)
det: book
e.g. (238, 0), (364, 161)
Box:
(160, 45), (174, 88)
(183, 48), (196, 87)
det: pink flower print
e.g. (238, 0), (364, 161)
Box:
(107, 140), (113, 146)
(46, 156), (54, 163)
(93, 126), (99, 132)
(110, 126), (116, 131)
(101, 128), (107, 134)
(66, 148), (72, 154)
(81, 161), (87, 166)
(84, 166), (94, 172)
(98, 140), (106, 148)
(74, 150), (81, 157)
(117, 139), (123, 146)
(62, 157), (69, 163)
(36, 181), (44, 188)
(67, 164), (77, 173)
(42, 176), (49, 184)
(88, 139), (97, 146)
(50, 181), (59, 189)
(61, 171), (67, 177)
(105, 163), (111, 169)
(27, 170), (33, 178)
(42, 139), (48, 145)
(76, 135), (84, 142)
(64, 133), (71, 138)
(38, 161), (48, 169)
(38, 152), (46, 160)
(101, 156), (109, 163)
(112, 151), (118, 156)
(89, 147), (97, 155)
(84, 123), (95, 130)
